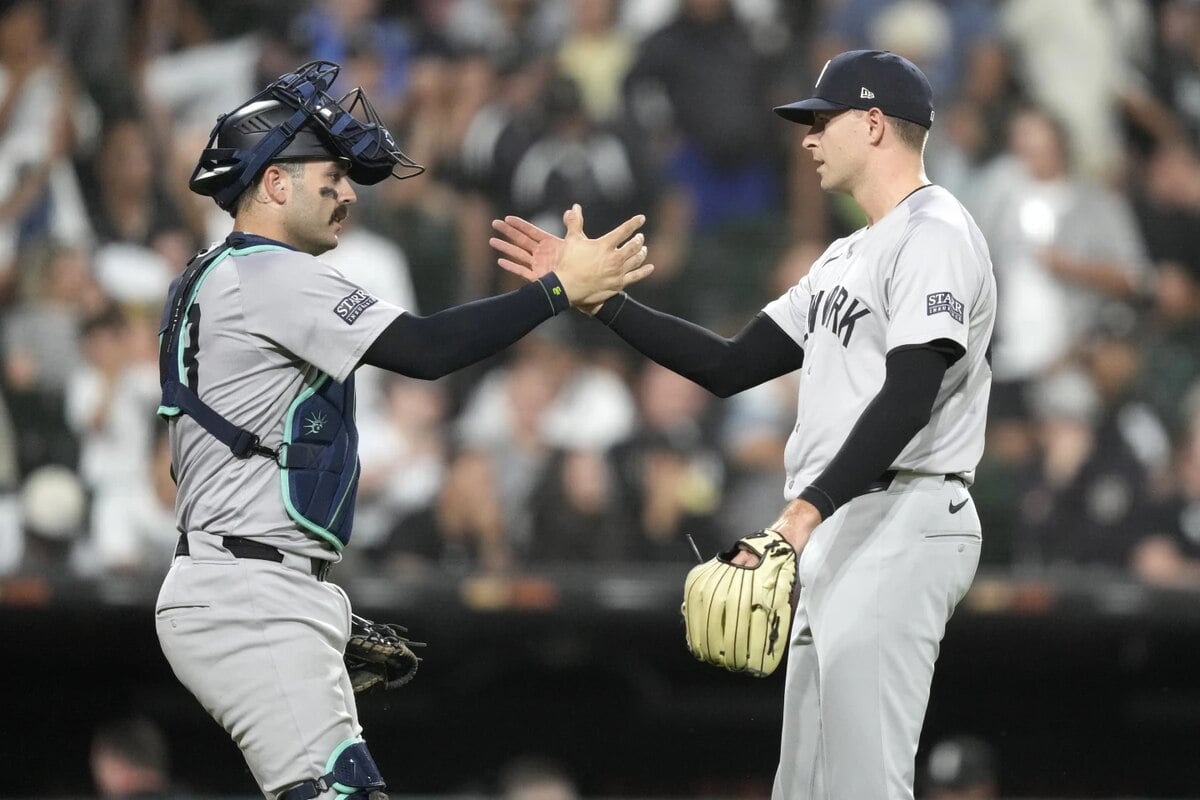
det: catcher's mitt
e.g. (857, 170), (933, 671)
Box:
(345, 614), (425, 694)
(681, 528), (797, 677)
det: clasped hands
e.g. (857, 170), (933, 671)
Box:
(489, 204), (652, 312)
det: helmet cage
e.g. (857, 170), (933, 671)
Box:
(190, 60), (425, 210)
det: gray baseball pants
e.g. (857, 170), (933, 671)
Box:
(156, 530), (360, 798)
(772, 472), (981, 800)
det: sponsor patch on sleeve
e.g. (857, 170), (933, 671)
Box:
(926, 291), (964, 324)
(334, 288), (378, 325)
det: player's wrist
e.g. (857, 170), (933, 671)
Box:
(797, 485), (835, 520)
(593, 292), (628, 325)
(535, 274), (571, 315)
(772, 498), (824, 550)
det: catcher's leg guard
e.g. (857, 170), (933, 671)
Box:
(277, 739), (387, 800)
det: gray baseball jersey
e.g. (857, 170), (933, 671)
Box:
(762, 185), (995, 800)
(169, 242), (404, 560)
(762, 185), (995, 493)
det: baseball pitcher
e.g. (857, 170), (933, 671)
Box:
(491, 50), (995, 800)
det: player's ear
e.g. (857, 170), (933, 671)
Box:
(262, 164), (291, 204)
(866, 108), (888, 145)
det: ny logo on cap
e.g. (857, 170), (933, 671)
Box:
(860, 87), (875, 99)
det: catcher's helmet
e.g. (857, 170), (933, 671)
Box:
(190, 60), (424, 211)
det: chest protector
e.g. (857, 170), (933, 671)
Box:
(158, 237), (359, 550)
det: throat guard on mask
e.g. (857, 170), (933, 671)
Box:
(157, 236), (360, 549)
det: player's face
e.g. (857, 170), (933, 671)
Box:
(284, 160), (357, 256)
(803, 109), (867, 194)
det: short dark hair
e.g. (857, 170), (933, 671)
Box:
(232, 160), (308, 217)
(888, 115), (928, 152)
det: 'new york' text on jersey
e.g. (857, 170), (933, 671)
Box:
(763, 185), (996, 495)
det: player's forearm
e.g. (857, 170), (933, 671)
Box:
(595, 295), (804, 397)
(360, 275), (569, 379)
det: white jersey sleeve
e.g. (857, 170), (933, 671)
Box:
(884, 216), (986, 354)
(762, 271), (815, 348)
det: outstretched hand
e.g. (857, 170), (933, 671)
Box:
(490, 215), (561, 281)
(490, 205), (653, 310)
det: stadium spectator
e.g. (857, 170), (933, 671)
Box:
(86, 115), (198, 306)
(1130, 142), (1200, 435)
(1, 244), (97, 475)
(1142, 0), (1200, 150)
(455, 322), (636, 556)
(971, 104), (1151, 407)
(610, 360), (725, 561)
(1134, 386), (1200, 589)
(511, 72), (653, 239)
(526, 446), (631, 563)
(1015, 326), (1170, 573)
(0, 0), (95, 298)
(381, 445), (510, 573)
(555, 0), (635, 124)
(64, 303), (160, 574)
(998, 0), (1155, 181)
(355, 376), (451, 558)
(90, 715), (174, 799)
(89, 422), (177, 574)
(622, 0), (787, 324)
(451, 49), (548, 298)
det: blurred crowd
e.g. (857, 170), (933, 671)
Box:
(2, 0), (1200, 588)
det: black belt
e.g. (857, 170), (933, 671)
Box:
(861, 470), (965, 496)
(175, 533), (331, 581)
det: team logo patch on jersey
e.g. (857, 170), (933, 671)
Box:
(334, 288), (378, 325)
(926, 292), (964, 324)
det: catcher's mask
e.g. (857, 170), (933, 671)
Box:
(189, 60), (424, 211)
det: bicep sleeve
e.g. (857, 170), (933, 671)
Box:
(360, 276), (570, 379)
(595, 293), (805, 397)
(797, 344), (952, 519)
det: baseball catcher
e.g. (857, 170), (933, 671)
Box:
(345, 615), (424, 694)
(681, 528), (797, 677)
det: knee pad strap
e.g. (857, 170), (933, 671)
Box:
(278, 738), (386, 800)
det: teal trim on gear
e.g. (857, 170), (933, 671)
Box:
(157, 405), (182, 417)
(175, 244), (289, 389)
(279, 372), (345, 551)
(326, 737), (363, 799)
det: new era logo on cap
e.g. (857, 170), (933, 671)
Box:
(774, 50), (934, 129)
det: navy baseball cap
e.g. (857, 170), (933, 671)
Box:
(774, 50), (934, 128)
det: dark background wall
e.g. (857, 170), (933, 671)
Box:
(3, 567), (1200, 799)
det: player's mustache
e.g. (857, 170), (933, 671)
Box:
(331, 205), (349, 224)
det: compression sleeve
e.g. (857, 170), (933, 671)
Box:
(594, 293), (805, 397)
(797, 342), (959, 519)
(359, 274), (570, 379)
